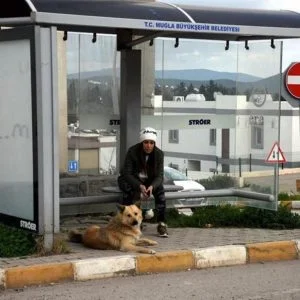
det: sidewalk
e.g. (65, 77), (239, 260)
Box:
(0, 221), (299, 290)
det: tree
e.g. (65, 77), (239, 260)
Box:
(187, 83), (195, 95)
(206, 80), (216, 100)
(199, 84), (206, 95)
(162, 86), (174, 101)
(174, 82), (186, 96)
(155, 83), (162, 95)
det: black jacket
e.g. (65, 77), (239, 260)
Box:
(118, 143), (164, 192)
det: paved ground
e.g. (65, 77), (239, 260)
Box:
(1, 217), (300, 269)
(0, 214), (299, 290)
(1, 173), (300, 289)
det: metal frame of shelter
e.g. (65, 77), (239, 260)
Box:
(2, 0), (300, 250)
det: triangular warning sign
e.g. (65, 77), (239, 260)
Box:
(266, 142), (286, 163)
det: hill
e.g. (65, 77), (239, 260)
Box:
(68, 68), (261, 83)
(155, 68), (261, 83)
(67, 68), (286, 100)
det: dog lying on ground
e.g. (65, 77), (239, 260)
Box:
(69, 203), (158, 254)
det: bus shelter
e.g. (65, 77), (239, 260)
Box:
(1, 0), (300, 250)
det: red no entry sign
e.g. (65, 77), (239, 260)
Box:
(285, 62), (300, 99)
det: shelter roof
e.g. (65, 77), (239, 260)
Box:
(2, 0), (300, 41)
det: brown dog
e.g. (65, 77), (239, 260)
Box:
(69, 203), (158, 254)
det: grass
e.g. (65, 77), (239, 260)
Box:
(34, 234), (71, 257)
(0, 224), (71, 258)
(165, 204), (300, 229)
(0, 224), (36, 258)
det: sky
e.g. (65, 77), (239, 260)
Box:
(156, 0), (300, 77)
(67, 0), (300, 78)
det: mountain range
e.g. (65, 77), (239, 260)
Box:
(68, 68), (290, 98)
(68, 68), (261, 83)
(155, 69), (261, 83)
(67, 67), (297, 104)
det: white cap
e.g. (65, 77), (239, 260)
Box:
(140, 127), (157, 143)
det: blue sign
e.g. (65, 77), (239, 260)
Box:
(68, 160), (79, 173)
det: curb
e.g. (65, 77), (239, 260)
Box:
(0, 240), (299, 289)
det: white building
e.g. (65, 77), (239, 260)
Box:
(151, 94), (300, 178)
(68, 130), (116, 175)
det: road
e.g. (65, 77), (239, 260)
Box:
(1, 260), (299, 300)
(244, 172), (300, 193)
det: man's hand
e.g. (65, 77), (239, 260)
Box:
(139, 184), (148, 198)
(145, 186), (153, 197)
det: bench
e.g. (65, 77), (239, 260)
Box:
(102, 184), (185, 212)
(102, 184), (183, 194)
(61, 187), (275, 208)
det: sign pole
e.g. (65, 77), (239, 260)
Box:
(274, 162), (279, 211)
(275, 41), (283, 211)
(266, 141), (286, 211)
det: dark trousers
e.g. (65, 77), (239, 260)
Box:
(120, 184), (166, 223)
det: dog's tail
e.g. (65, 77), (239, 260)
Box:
(69, 230), (83, 243)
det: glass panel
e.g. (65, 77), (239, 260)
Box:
(153, 38), (239, 179)
(235, 41), (282, 210)
(60, 32), (286, 212)
(140, 38), (283, 210)
(61, 33), (120, 201)
(0, 40), (34, 220)
(142, 38), (237, 208)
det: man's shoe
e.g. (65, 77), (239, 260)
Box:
(157, 222), (168, 238)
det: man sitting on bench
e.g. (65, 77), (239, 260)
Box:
(117, 127), (168, 238)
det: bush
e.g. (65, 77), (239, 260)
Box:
(289, 194), (300, 200)
(166, 205), (300, 229)
(278, 192), (290, 201)
(198, 174), (237, 190)
(0, 224), (71, 258)
(0, 224), (37, 257)
(278, 192), (300, 201)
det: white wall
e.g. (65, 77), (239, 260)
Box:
(153, 94), (300, 173)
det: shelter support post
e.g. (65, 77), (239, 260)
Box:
(119, 49), (142, 166)
(36, 26), (60, 251)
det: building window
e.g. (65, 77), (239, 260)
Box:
(169, 130), (179, 143)
(210, 129), (216, 146)
(188, 160), (201, 171)
(251, 125), (264, 149)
